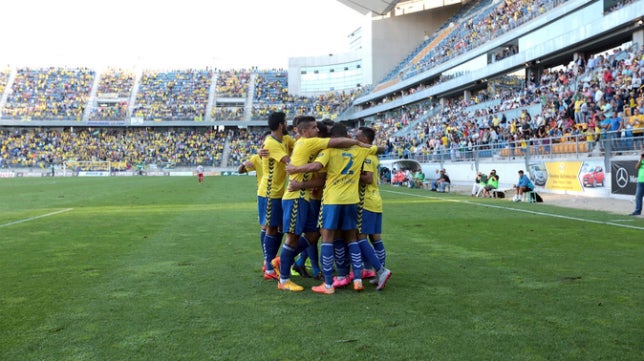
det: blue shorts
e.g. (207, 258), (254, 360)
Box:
(282, 198), (310, 235)
(258, 196), (283, 227)
(358, 209), (382, 235)
(309, 199), (321, 218)
(307, 199), (321, 232)
(319, 204), (358, 231)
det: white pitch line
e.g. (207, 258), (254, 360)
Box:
(382, 189), (644, 231)
(0, 208), (74, 228)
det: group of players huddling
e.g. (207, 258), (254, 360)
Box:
(239, 111), (391, 294)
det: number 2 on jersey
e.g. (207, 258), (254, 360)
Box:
(340, 152), (354, 175)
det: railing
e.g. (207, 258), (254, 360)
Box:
(381, 129), (644, 166)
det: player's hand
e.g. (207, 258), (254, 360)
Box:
(259, 148), (269, 158)
(288, 180), (302, 192)
(285, 164), (295, 174)
(358, 142), (371, 148)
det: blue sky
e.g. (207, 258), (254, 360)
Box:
(1, 0), (365, 69)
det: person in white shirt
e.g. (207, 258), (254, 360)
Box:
(196, 165), (204, 183)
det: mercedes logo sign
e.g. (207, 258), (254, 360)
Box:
(615, 167), (629, 188)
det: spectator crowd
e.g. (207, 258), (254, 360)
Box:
(0, 127), (230, 169)
(372, 44), (644, 161)
(1, 0), (642, 171)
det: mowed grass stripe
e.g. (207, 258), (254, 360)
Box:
(1, 176), (642, 360)
(1, 179), (254, 359)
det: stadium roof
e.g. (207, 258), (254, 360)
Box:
(336, 0), (401, 15)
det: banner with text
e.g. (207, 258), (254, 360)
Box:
(544, 161), (583, 192)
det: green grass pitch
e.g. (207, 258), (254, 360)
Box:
(1, 176), (642, 361)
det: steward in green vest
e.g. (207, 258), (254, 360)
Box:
(483, 170), (499, 197)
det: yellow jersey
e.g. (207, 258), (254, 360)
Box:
(316, 145), (378, 205)
(245, 154), (263, 189)
(359, 154), (382, 213)
(283, 137), (330, 201)
(257, 135), (289, 199)
(283, 134), (296, 154)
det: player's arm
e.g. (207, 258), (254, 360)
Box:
(327, 137), (361, 149)
(237, 160), (253, 174)
(288, 176), (326, 192)
(360, 156), (376, 185)
(286, 161), (323, 174)
(373, 145), (387, 154)
(237, 163), (247, 174)
(360, 170), (373, 184)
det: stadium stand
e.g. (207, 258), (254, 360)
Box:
(254, 69), (288, 103)
(89, 67), (136, 121)
(377, 0), (492, 86)
(216, 69), (251, 98)
(133, 69), (212, 121)
(0, 127), (230, 169)
(398, 0), (567, 83)
(0, 67), (10, 101)
(226, 128), (265, 167)
(2, 67), (95, 121)
(366, 43), (644, 163)
(1, 0), (643, 172)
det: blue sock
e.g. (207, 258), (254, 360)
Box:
(276, 231), (284, 243)
(348, 242), (363, 280)
(307, 243), (320, 276)
(294, 235), (311, 255)
(358, 239), (382, 271)
(321, 243), (334, 286)
(333, 239), (349, 277)
(264, 234), (279, 272)
(362, 254), (372, 270)
(262, 235), (268, 267)
(279, 243), (296, 281)
(359, 238), (373, 269)
(294, 251), (307, 267)
(372, 240), (386, 267)
(260, 229), (266, 258)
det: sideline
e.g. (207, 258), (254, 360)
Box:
(0, 208), (74, 228)
(382, 189), (644, 231)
